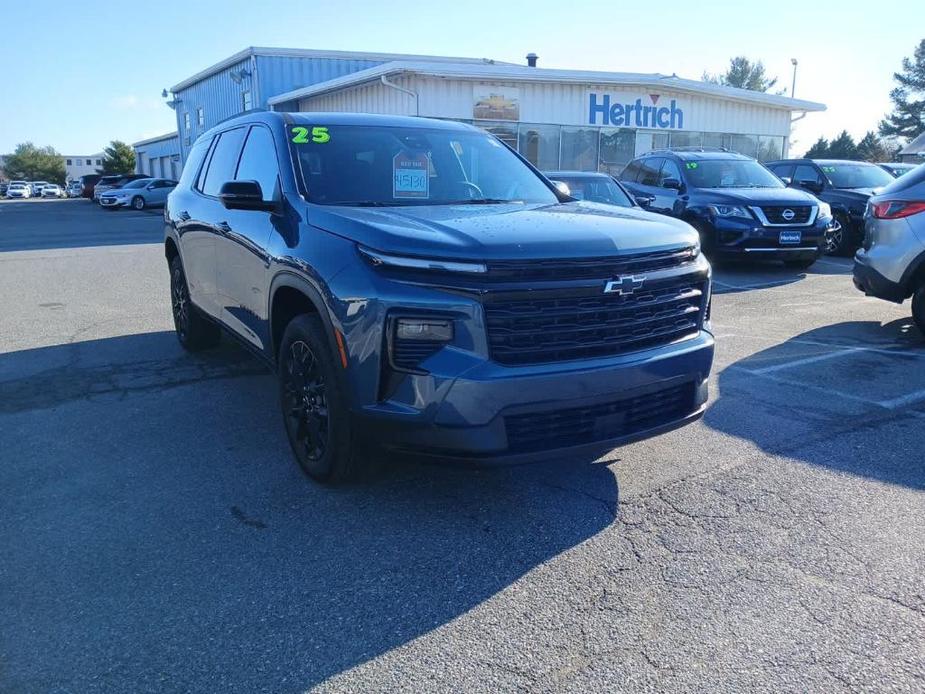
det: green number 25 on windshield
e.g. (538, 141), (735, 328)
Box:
(291, 126), (330, 144)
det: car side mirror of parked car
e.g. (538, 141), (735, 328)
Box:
(218, 180), (275, 211)
(796, 179), (823, 193)
(779, 176), (792, 185)
(662, 178), (682, 191)
(550, 180), (571, 197)
(635, 195), (654, 208)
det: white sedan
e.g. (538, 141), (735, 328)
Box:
(41, 184), (66, 198)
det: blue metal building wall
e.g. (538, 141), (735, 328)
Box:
(134, 134), (181, 177)
(172, 53), (389, 162)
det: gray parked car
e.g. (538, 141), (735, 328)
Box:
(853, 162), (925, 332)
(99, 178), (178, 210)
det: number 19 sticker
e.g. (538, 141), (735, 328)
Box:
(393, 151), (429, 199)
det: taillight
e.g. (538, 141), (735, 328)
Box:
(871, 200), (925, 219)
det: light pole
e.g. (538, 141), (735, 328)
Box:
(790, 58), (798, 98)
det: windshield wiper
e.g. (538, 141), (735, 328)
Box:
(444, 198), (513, 205)
(331, 201), (410, 207)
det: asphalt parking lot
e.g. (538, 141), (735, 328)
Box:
(1, 199), (924, 693)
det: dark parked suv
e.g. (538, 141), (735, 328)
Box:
(165, 112), (714, 483)
(620, 150), (831, 268)
(765, 158), (895, 255)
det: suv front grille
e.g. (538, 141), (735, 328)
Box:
(485, 247), (698, 282)
(505, 381), (695, 453)
(484, 275), (706, 366)
(759, 206), (813, 225)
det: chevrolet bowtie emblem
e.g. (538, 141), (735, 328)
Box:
(604, 276), (646, 295)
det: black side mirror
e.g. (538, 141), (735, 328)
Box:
(635, 195), (654, 208)
(662, 177), (682, 190)
(218, 180), (275, 211)
(796, 179), (823, 193)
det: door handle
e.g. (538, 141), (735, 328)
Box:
(178, 210), (191, 222)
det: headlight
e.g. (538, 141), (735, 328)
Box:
(709, 204), (752, 219)
(817, 201), (832, 219)
(359, 246), (487, 274)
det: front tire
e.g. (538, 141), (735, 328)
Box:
(913, 284), (925, 335)
(824, 213), (852, 256)
(132, 196), (145, 210)
(169, 255), (219, 351)
(279, 314), (363, 484)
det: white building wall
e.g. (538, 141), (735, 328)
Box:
(299, 76), (793, 137)
(63, 154), (104, 181)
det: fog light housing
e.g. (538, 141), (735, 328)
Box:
(395, 318), (453, 342)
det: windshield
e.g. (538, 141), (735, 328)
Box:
(122, 179), (150, 189)
(820, 163), (893, 189)
(556, 175), (634, 207)
(684, 159), (783, 189)
(292, 125), (558, 206)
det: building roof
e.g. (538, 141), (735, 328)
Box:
(132, 132), (179, 147)
(267, 60), (827, 112)
(169, 47), (506, 93)
(899, 131), (925, 156)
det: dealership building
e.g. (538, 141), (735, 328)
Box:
(138, 47), (824, 177)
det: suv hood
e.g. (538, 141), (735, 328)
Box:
(308, 201), (699, 260)
(697, 187), (818, 205)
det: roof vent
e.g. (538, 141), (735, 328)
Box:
(526, 53), (538, 68)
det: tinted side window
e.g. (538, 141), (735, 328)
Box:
(201, 128), (247, 196)
(794, 164), (822, 185)
(187, 137), (214, 192)
(769, 163), (794, 179)
(638, 158), (664, 186)
(881, 162), (925, 193)
(621, 160), (643, 182)
(235, 126), (280, 201)
(659, 159), (682, 186)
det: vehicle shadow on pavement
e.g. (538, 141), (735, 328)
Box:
(711, 257), (848, 295)
(0, 330), (619, 692)
(705, 318), (925, 490)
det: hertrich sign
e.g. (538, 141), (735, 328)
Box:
(589, 92), (685, 129)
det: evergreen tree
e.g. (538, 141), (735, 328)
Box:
(856, 131), (890, 162)
(879, 39), (925, 140)
(803, 137), (830, 158)
(3, 143), (66, 183)
(827, 131), (858, 159)
(703, 57), (780, 93)
(100, 141), (136, 175)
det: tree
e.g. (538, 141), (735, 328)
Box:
(879, 39), (925, 140)
(827, 130), (858, 160)
(100, 141), (136, 175)
(2, 142), (66, 183)
(703, 56), (780, 93)
(856, 131), (890, 162)
(804, 137), (830, 158)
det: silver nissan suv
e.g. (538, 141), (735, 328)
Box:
(853, 162), (925, 333)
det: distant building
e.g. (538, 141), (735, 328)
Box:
(132, 133), (181, 179)
(63, 154), (105, 181)
(898, 132), (925, 163)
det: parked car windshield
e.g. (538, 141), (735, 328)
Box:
(820, 162), (894, 189)
(121, 179), (151, 189)
(293, 125), (558, 206)
(684, 159), (784, 189)
(555, 175), (634, 207)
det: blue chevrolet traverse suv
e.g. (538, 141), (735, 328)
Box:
(165, 112), (714, 483)
(621, 149), (833, 268)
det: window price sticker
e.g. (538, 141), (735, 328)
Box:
(393, 151), (429, 198)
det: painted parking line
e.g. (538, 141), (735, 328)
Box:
(713, 278), (799, 292)
(711, 331), (925, 359)
(747, 347), (863, 375)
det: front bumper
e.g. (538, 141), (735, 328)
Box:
(358, 331), (714, 462)
(99, 197), (129, 208)
(853, 250), (908, 303)
(709, 216), (828, 260)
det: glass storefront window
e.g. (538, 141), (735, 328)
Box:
(635, 131), (669, 157)
(668, 131), (702, 149)
(701, 132), (726, 150)
(477, 121), (518, 150)
(757, 135), (784, 162)
(560, 127), (600, 171)
(598, 128), (636, 176)
(728, 134), (759, 158)
(518, 123), (560, 170)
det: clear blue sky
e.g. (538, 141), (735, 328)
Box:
(2, 0), (922, 156)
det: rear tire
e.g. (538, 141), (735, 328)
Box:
(169, 255), (219, 351)
(913, 284), (925, 335)
(278, 314), (363, 484)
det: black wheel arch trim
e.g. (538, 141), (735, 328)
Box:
(268, 271), (342, 370)
(900, 248), (925, 293)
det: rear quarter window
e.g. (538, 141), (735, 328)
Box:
(880, 162), (925, 194)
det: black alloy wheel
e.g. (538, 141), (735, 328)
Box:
(282, 340), (330, 464)
(169, 255), (219, 350)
